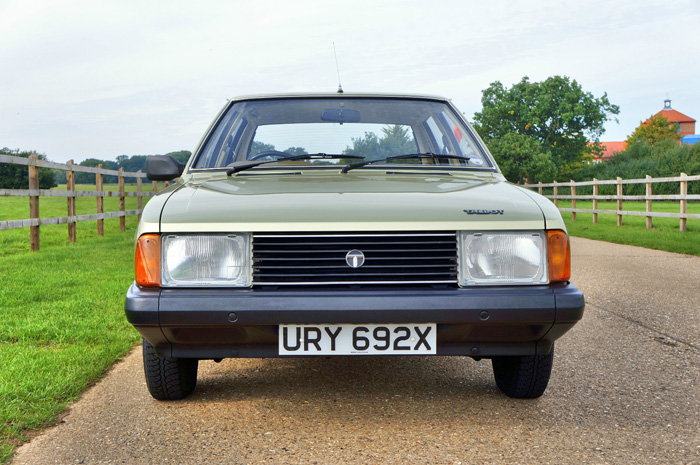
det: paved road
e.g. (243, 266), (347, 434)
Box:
(12, 237), (700, 464)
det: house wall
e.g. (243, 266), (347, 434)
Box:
(679, 122), (695, 135)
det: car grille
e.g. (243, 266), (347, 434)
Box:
(252, 231), (458, 286)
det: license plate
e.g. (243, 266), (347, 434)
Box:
(278, 323), (436, 355)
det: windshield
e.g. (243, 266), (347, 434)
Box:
(191, 98), (493, 170)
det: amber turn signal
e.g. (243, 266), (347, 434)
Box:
(135, 234), (161, 287)
(547, 230), (571, 283)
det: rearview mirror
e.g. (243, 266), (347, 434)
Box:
(321, 109), (361, 123)
(146, 155), (185, 181)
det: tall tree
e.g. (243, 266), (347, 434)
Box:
(626, 114), (682, 146)
(472, 76), (619, 182)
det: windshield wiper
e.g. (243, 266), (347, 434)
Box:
(340, 153), (470, 173)
(226, 153), (364, 175)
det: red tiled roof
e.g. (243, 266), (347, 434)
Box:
(654, 108), (696, 123)
(598, 141), (626, 159)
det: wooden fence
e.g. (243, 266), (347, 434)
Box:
(0, 153), (166, 250)
(523, 173), (700, 231)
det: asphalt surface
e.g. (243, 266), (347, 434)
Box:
(11, 237), (700, 464)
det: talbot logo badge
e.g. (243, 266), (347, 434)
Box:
(345, 249), (365, 268)
(464, 209), (504, 215)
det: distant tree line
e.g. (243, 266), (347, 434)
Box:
(0, 148), (191, 188)
(0, 147), (57, 189)
(343, 125), (416, 160)
(53, 150), (191, 184)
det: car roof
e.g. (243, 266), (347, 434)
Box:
(228, 92), (451, 103)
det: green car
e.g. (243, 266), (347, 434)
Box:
(125, 93), (584, 401)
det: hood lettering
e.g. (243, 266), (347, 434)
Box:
(464, 209), (504, 215)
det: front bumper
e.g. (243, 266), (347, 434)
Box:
(125, 283), (584, 359)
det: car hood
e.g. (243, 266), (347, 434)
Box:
(157, 172), (545, 232)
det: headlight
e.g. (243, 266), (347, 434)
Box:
(162, 234), (251, 287)
(458, 231), (547, 285)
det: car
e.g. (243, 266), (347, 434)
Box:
(125, 92), (585, 401)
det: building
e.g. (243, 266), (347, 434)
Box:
(596, 99), (698, 160)
(652, 99), (696, 137)
(683, 135), (700, 145)
(595, 141), (626, 162)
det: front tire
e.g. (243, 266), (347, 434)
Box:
(142, 338), (198, 400)
(491, 345), (554, 399)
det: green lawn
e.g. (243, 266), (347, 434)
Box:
(556, 200), (700, 256)
(0, 185), (144, 463)
(0, 184), (150, 256)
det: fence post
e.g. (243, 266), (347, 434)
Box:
(553, 181), (559, 207)
(570, 179), (576, 221)
(537, 182), (542, 195)
(617, 177), (623, 227)
(645, 175), (653, 230)
(137, 171), (143, 222)
(118, 167), (125, 232)
(152, 180), (157, 193)
(66, 160), (76, 243)
(680, 172), (688, 232)
(28, 153), (40, 251)
(570, 180), (576, 222)
(96, 164), (104, 236)
(592, 178), (598, 224)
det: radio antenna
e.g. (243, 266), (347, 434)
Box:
(333, 42), (343, 93)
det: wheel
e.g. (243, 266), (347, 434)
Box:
(491, 345), (554, 399)
(142, 338), (198, 400)
(248, 150), (291, 161)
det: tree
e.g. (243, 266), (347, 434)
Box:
(472, 76), (619, 182)
(167, 150), (192, 164)
(486, 133), (557, 183)
(59, 151), (192, 184)
(249, 141), (276, 157)
(0, 148), (57, 189)
(343, 125), (416, 160)
(284, 147), (307, 156)
(74, 158), (118, 184)
(248, 142), (309, 157)
(626, 114), (682, 147)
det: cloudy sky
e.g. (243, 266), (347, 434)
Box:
(1, 0), (699, 164)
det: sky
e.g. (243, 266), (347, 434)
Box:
(1, 0), (699, 164)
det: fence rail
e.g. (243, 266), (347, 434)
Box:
(1, 153), (166, 250)
(523, 173), (699, 231)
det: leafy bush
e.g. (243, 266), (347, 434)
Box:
(572, 142), (700, 195)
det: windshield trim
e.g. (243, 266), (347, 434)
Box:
(187, 96), (500, 175)
(189, 164), (498, 175)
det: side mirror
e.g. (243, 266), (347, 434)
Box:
(146, 155), (185, 181)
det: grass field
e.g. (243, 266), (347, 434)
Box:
(0, 184), (144, 463)
(0, 184), (149, 256)
(0, 186), (698, 463)
(556, 200), (700, 256)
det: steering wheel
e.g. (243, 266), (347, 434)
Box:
(248, 150), (292, 161)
